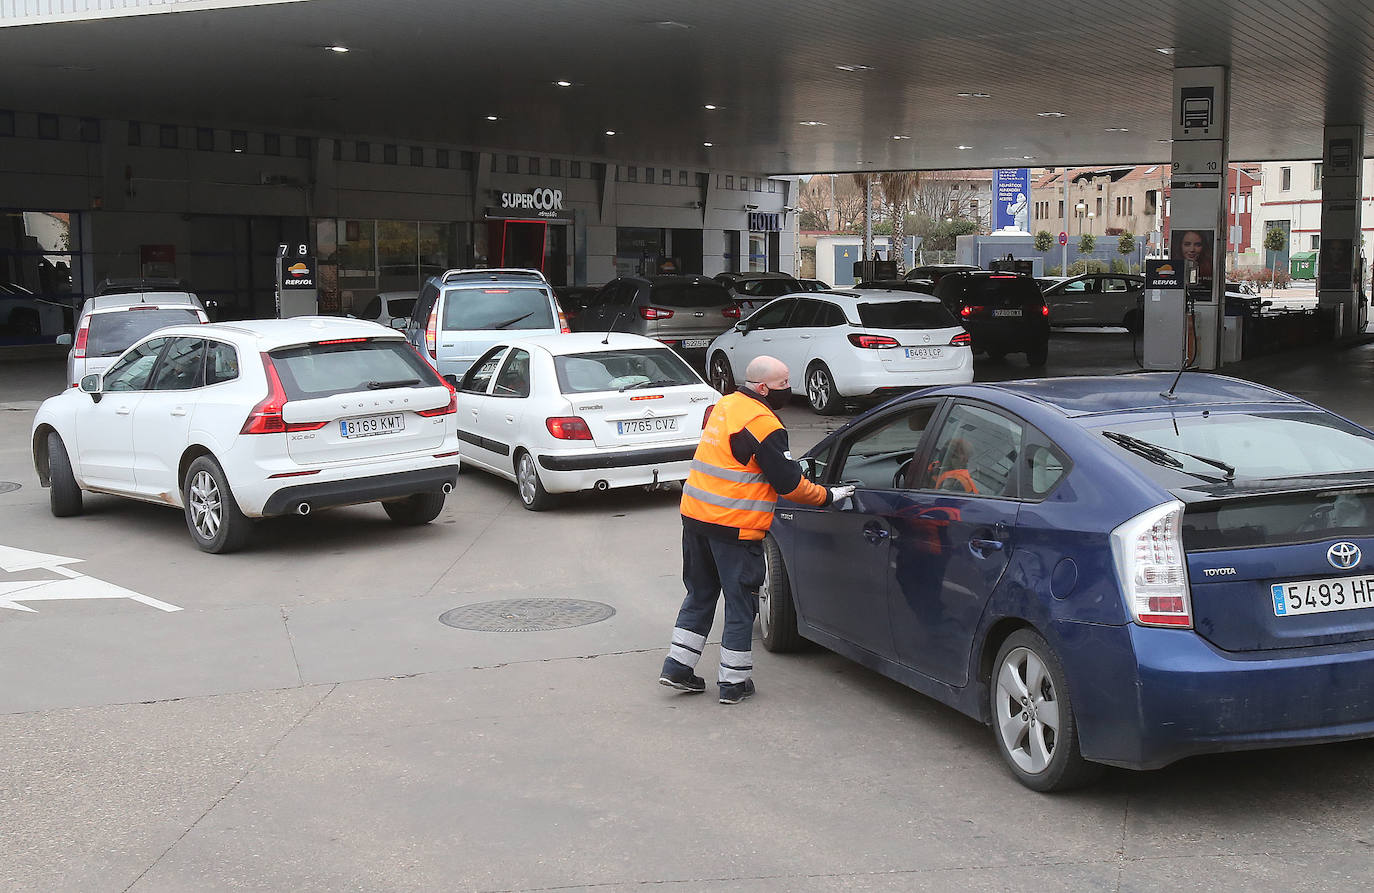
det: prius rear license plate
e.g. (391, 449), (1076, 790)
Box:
(340, 413), (405, 438)
(1272, 575), (1374, 616)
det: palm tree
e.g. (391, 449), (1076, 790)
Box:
(879, 172), (921, 275)
(852, 173), (874, 270)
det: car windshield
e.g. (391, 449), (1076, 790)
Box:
(651, 283), (734, 307)
(554, 348), (700, 394)
(87, 308), (202, 357)
(1100, 411), (1374, 482)
(442, 286), (554, 330)
(857, 301), (958, 329)
(270, 339), (442, 399)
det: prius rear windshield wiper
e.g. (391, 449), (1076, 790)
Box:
(621, 378), (682, 391)
(366, 378), (421, 389)
(492, 312), (534, 329)
(1102, 430), (1235, 481)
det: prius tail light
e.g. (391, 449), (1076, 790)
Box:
(1110, 500), (1193, 628)
(546, 416), (593, 440)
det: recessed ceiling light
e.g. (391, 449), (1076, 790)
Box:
(1022, 155), (1037, 160)
(892, 135), (911, 140)
(1037, 111), (1066, 118)
(1105, 127), (1130, 132)
(1156, 138), (1175, 143)
(703, 141), (713, 147)
(834, 63), (874, 72)
(485, 115), (499, 121)
(956, 91), (991, 98)
(648, 20), (692, 30)
(799, 120), (828, 126)
(704, 104), (719, 110)
(605, 130), (616, 136)
(956, 145), (974, 150)
(326, 45), (350, 54)
(554, 80), (573, 87)
(1156, 47), (1176, 55)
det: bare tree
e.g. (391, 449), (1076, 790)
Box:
(797, 176), (868, 233)
(911, 177), (981, 224)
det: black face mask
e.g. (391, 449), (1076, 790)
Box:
(764, 386), (791, 410)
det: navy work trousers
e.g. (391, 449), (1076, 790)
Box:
(669, 528), (765, 683)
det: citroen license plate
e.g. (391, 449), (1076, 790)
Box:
(618, 417), (680, 435)
(1271, 575), (1374, 616)
(340, 413), (405, 438)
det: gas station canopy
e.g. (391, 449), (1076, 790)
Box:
(2, 0), (1372, 173)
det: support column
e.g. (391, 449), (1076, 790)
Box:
(1317, 126), (1365, 338)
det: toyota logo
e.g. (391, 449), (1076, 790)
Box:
(1328, 542), (1362, 570)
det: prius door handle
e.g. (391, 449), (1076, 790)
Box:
(862, 522), (890, 545)
(505, 415), (515, 423)
(969, 538), (1005, 555)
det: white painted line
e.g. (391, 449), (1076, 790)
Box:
(0, 544), (182, 613)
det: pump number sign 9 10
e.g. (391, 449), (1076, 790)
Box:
(1271, 575), (1374, 617)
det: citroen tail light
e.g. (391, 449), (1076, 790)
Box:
(703, 403), (715, 429)
(546, 416), (593, 440)
(1110, 500), (1193, 628)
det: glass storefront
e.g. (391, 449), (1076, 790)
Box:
(315, 219), (461, 316)
(1, 209), (80, 342)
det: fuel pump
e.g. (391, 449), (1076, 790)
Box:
(1143, 259), (1190, 369)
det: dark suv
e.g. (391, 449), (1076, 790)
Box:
(573, 275), (739, 367)
(930, 271), (1049, 366)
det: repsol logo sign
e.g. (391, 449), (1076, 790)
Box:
(500, 187), (563, 216)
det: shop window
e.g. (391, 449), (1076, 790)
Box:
(356, 142), (371, 163)
(264, 133), (280, 156)
(411, 147), (424, 166)
(296, 136), (312, 159)
(436, 149), (450, 169)
(38, 114), (59, 140)
(679, 170), (688, 186)
(629, 166), (638, 182)
(196, 127), (214, 151)
(550, 159), (561, 177)
(646, 167), (655, 183)
(127, 121), (141, 146)
(570, 160), (582, 178)
(662, 169), (671, 185)
(80, 118), (100, 143)
(230, 130), (247, 153)
(384, 144), (398, 164)
(0, 110), (13, 138)
(158, 125), (179, 149)
(507, 155), (520, 173)
(528, 156), (540, 175)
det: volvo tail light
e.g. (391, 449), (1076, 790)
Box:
(546, 416), (593, 440)
(639, 306), (675, 320)
(950, 332), (972, 346)
(417, 380), (458, 417)
(425, 302), (440, 360)
(72, 322), (90, 359)
(848, 333), (900, 349)
(1110, 500), (1193, 628)
(240, 353), (328, 434)
(721, 305), (741, 319)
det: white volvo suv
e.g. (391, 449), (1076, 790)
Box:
(32, 318), (461, 553)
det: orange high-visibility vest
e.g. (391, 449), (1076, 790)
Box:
(681, 391), (823, 540)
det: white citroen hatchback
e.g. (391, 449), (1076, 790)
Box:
(455, 332), (718, 510)
(32, 318), (461, 553)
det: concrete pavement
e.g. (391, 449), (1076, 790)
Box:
(4, 335), (1374, 892)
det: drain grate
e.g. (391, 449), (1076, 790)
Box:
(0, 482), (20, 494)
(439, 598), (615, 632)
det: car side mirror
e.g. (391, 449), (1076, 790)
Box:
(390, 316), (408, 330)
(80, 373), (103, 402)
(734, 321), (750, 334)
(56, 333), (72, 347)
(799, 456), (818, 481)
(442, 374), (460, 388)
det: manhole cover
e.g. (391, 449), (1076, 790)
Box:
(0, 482), (20, 494)
(439, 598), (615, 632)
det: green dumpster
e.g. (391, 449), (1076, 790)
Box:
(1290, 251), (1317, 280)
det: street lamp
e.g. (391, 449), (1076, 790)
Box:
(1075, 201), (1087, 235)
(1086, 210), (1096, 235)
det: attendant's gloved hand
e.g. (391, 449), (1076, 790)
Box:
(829, 485), (856, 503)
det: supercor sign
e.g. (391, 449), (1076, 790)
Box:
(500, 187), (564, 217)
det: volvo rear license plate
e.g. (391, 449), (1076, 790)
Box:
(680, 339), (710, 349)
(618, 417), (680, 435)
(904, 347), (942, 359)
(993, 308), (1023, 317)
(340, 413), (405, 438)
(1271, 575), (1374, 616)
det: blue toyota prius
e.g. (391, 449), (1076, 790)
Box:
(764, 372), (1374, 791)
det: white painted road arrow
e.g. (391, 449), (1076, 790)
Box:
(0, 544), (181, 613)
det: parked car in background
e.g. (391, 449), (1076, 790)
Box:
(402, 268), (568, 381)
(32, 318), (460, 552)
(572, 275), (738, 368)
(58, 291), (208, 386)
(1035, 276), (1068, 293)
(95, 277), (195, 296)
(357, 291), (417, 327)
(714, 271), (804, 314)
(1041, 273), (1145, 332)
(852, 279), (935, 294)
(763, 372), (1374, 790)
(798, 278), (832, 292)
(553, 285), (602, 324)
(904, 264), (980, 287)
(706, 289), (973, 414)
(930, 270), (1050, 366)
(454, 332), (718, 510)
(1, 282), (66, 338)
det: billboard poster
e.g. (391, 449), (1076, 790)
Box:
(993, 168), (1030, 232)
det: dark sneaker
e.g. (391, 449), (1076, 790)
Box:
(659, 657), (705, 693)
(718, 678), (756, 705)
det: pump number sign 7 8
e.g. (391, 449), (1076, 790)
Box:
(1272, 575), (1374, 616)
